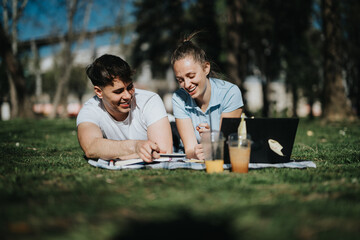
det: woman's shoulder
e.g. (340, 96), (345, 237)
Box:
(172, 89), (195, 109)
(210, 77), (238, 91)
(172, 88), (188, 100)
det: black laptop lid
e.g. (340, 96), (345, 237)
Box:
(221, 118), (299, 164)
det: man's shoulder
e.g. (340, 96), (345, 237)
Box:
(78, 96), (107, 117)
(134, 88), (161, 105)
(86, 95), (98, 102)
(133, 88), (167, 125)
(135, 88), (158, 97)
(81, 96), (102, 110)
(77, 96), (104, 126)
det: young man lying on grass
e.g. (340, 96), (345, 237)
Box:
(76, 54), (173, 163)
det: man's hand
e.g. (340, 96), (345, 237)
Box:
(135, 140), (161, 162)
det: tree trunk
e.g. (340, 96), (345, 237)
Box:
(226, 0), (245, 86)
(261, 77), (269, 117)
(49, 40), (73, 119)
(308, 94), (315, 120)
(357, 65), (360, 116)
(348, 62), (360, 117)
(31, 40), (42, 98)
(0, 24), (33, 118)
(7, 73), (18, 118)
(291, 83), (298, 118)
(321, 0), (353, 121)
(1, 0), (31, 118)
(49, 0), (77, 119)
(49, 0), (92, 119)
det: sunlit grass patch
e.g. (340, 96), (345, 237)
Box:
(0, 118), (359, 240)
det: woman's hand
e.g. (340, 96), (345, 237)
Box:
(196, 123), (210, 137)
(194, 143), (205, 160)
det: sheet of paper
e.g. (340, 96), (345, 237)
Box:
(113, 159), (143, 166)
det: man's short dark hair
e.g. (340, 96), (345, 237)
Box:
(86, 54), (134, 87)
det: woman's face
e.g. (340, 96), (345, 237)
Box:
(94, 78), (135, 121)
(173, 56), (210, 99)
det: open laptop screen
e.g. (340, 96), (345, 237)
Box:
(220, 118), (299, 164)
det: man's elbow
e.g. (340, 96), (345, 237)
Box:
(84, 151), (98, 159)
(81, 145), (98, 159)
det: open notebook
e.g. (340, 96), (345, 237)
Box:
(101, 153), (186, 167)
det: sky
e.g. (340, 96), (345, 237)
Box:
(12, 0), (323, 58)
(17, 0), (135, 56)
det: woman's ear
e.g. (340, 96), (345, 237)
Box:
(203, 61), (211, 76)
(94, 86), (103, 99)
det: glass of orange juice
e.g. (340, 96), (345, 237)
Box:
(228, 133), (251, 173)
(201, 131), (225, 173)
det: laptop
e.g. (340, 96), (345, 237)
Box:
(220, 118), (299, 164)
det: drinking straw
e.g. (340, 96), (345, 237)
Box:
(209, 111), (214, 160)
(238, 113), (247, 147)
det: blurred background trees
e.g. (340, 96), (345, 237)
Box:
(0, 0), (359, 121)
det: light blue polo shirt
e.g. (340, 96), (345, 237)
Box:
(172, 77), (243, 142)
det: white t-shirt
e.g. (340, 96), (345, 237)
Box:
(76, 88), (168, 141)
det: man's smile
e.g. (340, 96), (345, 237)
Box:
(119, 100), (131, 108)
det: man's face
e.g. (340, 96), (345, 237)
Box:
(94, 78), (135, 121)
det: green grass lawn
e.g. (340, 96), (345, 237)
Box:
(1, 118), (359, 240)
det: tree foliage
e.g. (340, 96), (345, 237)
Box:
(187, 0), (222, 66)
(341, 0), (360, 117)
(131, 0), (185, 78)
(130, 0), (359, 119)
(1, 0), (359, 120)
(131, 0), (223, 78)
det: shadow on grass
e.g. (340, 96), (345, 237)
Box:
(112, 210), (238, 240)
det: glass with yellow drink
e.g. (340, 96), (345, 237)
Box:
(228, 133), (251, 173)
(201, 131), (225, 173)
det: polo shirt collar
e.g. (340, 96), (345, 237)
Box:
(184, 78), (220, 113)
(207, 78), (220, 112)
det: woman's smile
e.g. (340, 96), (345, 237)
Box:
(186, 85), (197, 95)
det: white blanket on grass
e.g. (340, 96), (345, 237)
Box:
(88, 159), (316, 171)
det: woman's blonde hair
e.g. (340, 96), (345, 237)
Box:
(171, 31), (222, 79)
(171, 31), (208, 66)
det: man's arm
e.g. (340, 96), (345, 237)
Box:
(77, 122), (160, 162)
(147, 116), (173, 154)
